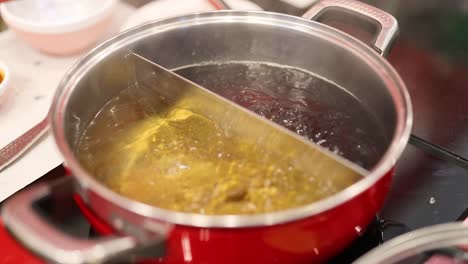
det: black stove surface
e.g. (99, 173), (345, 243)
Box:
(4, 0), (468, 263)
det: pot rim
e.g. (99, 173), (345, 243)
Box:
(51, 10), (413, 228)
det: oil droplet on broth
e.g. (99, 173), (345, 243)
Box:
(76, 62), (385, 215)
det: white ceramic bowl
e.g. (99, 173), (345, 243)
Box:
(0, 61), (10, 102)
(0, 0), (116, 56)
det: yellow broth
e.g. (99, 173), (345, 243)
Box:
(76, 88), (361, 215)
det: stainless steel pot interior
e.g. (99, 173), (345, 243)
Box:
(51, 10), (412, 227)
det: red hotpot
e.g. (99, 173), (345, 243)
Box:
(1, 0), (412, 263)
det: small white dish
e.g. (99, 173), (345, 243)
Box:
(279, 0), (318, 9)
(120, 0), (262, 32)
(0, 61), (10, 102)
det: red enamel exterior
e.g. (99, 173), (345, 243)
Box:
(0, 220), (43, 264)
(74, 170), (393, 264)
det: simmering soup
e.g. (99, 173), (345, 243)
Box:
(76, 62), (386, 215)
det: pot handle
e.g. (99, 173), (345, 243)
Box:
(302, 0), (398, 56)
(1, 177), (164, 264)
